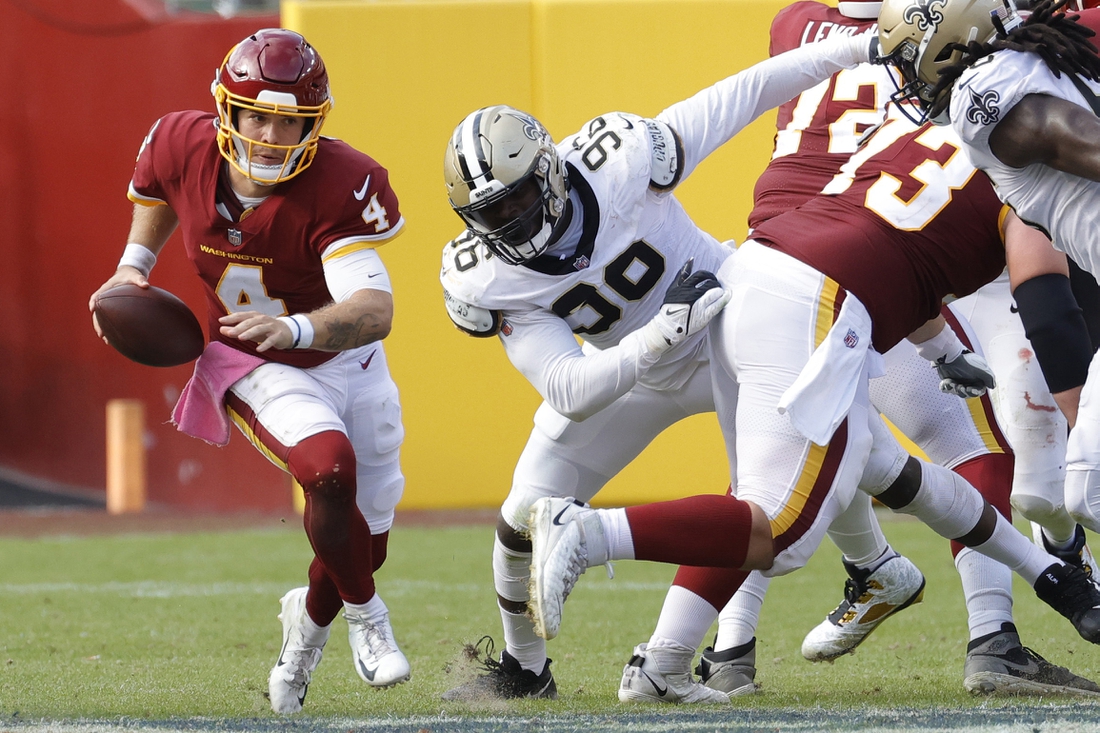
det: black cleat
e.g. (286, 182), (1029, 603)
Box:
(1034, 563), (1100, 643)
(964, 623), (1100, 697)
(442, 636), (557, 701)
(696, 638), (759, 696)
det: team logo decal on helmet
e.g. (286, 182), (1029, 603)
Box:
(903, 0), (947, 30)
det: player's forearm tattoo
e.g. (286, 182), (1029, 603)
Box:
(318, 313), (388, 350)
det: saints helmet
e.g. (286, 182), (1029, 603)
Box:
(878, 0), (1021, 119)
(443, 105), (568, 265)
(212, 28), (333, 185)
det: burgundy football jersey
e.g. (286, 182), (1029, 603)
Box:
(751, 119), (1008, 351)
(748, 1), (890, 229)
(129, 111), (402, 368)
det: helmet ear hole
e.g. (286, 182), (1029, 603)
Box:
(934, 46), (956, 62)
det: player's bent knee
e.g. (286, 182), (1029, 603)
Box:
(742, 502), (775, 571)
(497, 512), (531, 553)
(874, 456), (923, 510)
(1010, 492), (1065, 527)
(287, 430), (357, 502)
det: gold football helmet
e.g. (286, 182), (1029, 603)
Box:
(878, 0), (1022, 119)
(443, 105), (568, 265)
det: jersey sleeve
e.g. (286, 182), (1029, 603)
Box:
(127, 116), (175, 206)
(950, 53), (1057, 159)
(499, 306), (659, 422)
(656, 32), (870, 183)
(315, 163), (405, 259)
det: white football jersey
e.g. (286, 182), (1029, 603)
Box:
(950, 50), (1100, 277)
(441, 113), (733, 403)
(440, 33), (871, 420)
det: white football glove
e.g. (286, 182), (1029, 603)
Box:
(640, 259), (731, 356)
(935, 350), (997, 398)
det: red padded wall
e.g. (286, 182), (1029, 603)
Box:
(0, 0), (293, 511)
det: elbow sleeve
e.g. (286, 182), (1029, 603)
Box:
(1014, 273), (1093, 394)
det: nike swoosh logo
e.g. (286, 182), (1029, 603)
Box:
(357, 656), (378, 681)
(275, 633), (290, 666)
(1010, 304), (1019, 313)
(368, 272), (382, 278)
(642, 670), (668, 696)
(360, 351), (376, 371)
(353, 174), (372, 201)
(552, 506), (572, 526)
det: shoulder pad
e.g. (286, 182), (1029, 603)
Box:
(642, 118), (683, 191)
(443, 288), (501, 338)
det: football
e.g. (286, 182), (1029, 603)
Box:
(94, 284), (205, 367)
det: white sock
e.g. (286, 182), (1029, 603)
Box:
(344, 593), (387, 621)
(499, 607), (546, 672)
(301, 610), (330, 647)
(973, 513), (1059, 586)
(651, 585), (718, 651)
(715, 572), (769, 651)
(955, 547), (1014, 640)
(599, 507), (635, 560)
(827, 491), (890, 567)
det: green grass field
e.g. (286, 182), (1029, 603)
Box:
(2, 511), (1100, 731)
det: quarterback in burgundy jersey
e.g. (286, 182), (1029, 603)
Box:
(90, 29), (411, 713)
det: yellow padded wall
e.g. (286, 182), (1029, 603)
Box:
(284, 0), (793, 508)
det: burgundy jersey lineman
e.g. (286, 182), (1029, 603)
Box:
(748, 2), (889, 229)
(128, 111), (402, 368)
(751, 119), (1008, 351)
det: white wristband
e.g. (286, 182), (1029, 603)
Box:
(277, 314), (315, 350)
(912, 325), (965, 363)
(118, 243), (157, 278)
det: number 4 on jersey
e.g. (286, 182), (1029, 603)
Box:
(361, 193), (390, 233)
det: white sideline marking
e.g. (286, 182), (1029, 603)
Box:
(8, 718), (1100, 732)
(0, 579), (666, 598)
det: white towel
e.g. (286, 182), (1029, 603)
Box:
(778, 293), (883, 445)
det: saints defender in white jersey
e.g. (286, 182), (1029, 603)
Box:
(878, 0), (1100, 544)
(437, 32), (881, 702)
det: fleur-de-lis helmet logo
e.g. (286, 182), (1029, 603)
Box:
(508, 111), (546, 143)
(903, 0), (947, 31)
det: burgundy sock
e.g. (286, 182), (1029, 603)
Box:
(288, 431), (376, 606)
(673, 565), (751, 610)
(626, 494), (754, 567)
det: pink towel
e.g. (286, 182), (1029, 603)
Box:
(172, 341), (265, 446)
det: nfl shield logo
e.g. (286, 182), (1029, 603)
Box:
(228, 228), (243, 246)
(843, 329), (859, 348)
(573, 255), (590, 271)
(501, 320), (513, 336)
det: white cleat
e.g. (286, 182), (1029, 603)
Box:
(346, 608), (411, 688)
(801, 554), (925, 662)
(268, 587), (328, 714)
(618, 642), (730, 704)
(527, 497), (610, 640)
